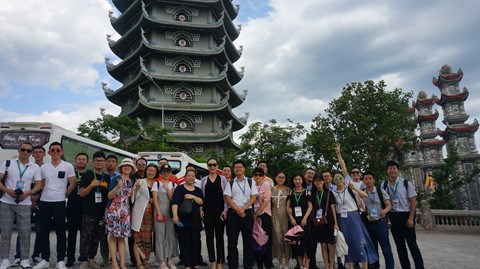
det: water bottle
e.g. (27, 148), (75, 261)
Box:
(177, 221), (184, 228)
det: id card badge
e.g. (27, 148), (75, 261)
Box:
(95, 191), (102, 203)
(392, 198), (399, 210)
(77, 185), (81, 195)
(316, 208), (323, 218)
(370, 206), (379, 218)
(16, 181), (25, 190)
(242, 195), (248, 205)
(341, 207), (348, 218)
(294, 206), (302, 217)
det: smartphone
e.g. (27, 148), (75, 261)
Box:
(220, 215), (225, 221)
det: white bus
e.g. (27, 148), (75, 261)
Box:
(0, 122), (137, 166)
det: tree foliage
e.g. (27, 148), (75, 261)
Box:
(77, 111), (174, 153)
(239, 119), (307, 179)
(305, 80), (416, 178)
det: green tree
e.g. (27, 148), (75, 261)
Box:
(305, 80), (416, 178)
(239, 119), (307, 179)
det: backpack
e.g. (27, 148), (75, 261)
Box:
(383, 179), (409, 194)
(0, 160), (11, 198)
(229, 177), (253, 190)
(360, 186), (387, 224)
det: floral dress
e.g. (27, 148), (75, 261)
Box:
(106, 177), (133, 238)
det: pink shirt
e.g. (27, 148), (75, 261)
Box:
(254, 182), (272, 216)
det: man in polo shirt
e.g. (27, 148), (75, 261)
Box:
(0, 143), (43, 269)
(223, 160), (258, 269)
(34, 142), (76, 269)
(381, 160), (424, 269)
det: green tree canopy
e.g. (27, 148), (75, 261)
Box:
(239, 119), (307, 180)
(305, 80), (416, 178)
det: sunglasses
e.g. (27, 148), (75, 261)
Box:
(50, 149), (62, 153)
(351, 171), (361, 174)
(333, 177), (344, 181)
(136, 162), (146, 165)
(20, 148), (33, 153)
(207, 163), (217, 167)
(253, 173), (264, 177)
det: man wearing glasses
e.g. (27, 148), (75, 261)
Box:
(0, 143), (43, 269)
(34, 142), (76, 269)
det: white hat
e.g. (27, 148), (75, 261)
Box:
(118, 158), (137, 172)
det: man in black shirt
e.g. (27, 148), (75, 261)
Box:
(78, 152), (110, 269)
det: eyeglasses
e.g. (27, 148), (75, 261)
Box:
(253, 173), (264, 177)
(207, 163), (217, 167)
(20, 148), (33, 153)
(351, 171), (361, 174)
(333, 177), (343, 181)
(50, 149), (62, 153)
(136, 162), (146, 165)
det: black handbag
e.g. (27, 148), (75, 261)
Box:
(178, 199), (193, 218)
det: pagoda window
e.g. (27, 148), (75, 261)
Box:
(175, 11), (191, 22)
(175, 36), (192, 47)
(174, 89), (193, 102)
(174, 118), (194, 131)
(174, 63), (193, 74)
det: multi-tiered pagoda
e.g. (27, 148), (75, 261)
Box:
(103, 0), (248, 155)
(434, 65), (480, 209)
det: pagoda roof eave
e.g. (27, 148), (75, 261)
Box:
(144, 12), (224, 33)
(104, 72), (146, 104)
(138, 91), (230, 112)
(111, 0), (136, 13)
(170, 131), (233, 143)
(420, 140), (446, 147)
(436, 88), (469, 105)
(438, 120), (480, 137)
(110, 0), (142, 35)
(432, 70), (464, 87)
(415, 111), (439, 122)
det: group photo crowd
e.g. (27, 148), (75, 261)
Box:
(0, 142), (425, 269)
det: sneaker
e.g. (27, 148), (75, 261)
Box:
(56, 261), (67, 269)
(32, 257), (42, 265)
(87, 260), (101, 269)
(20, 259), (32, 269)
(32, 260), (49, 269)
(0, 259), (10, 269)
(13, 258), (21, 266)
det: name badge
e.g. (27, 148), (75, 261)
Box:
(341, 207), (348, 218)
(242, 196), (248, 205)
(95, 191), (102, 203)
(294, 206), (302, 217)
(316, 208), (323, 218)
(392, 198), (399, 210)
(77, 185), (80, 195)
(370, 206), (379, 218)
(16, 181), (25, 190)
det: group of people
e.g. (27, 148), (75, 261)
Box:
(0, 142), (425, 269)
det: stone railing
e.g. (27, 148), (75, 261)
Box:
(431, 209), (480, 232)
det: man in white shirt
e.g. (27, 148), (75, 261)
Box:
(0, 143), (43, 269)
(33, 142), (76, 269)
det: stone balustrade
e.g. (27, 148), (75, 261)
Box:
(431, 209), (480, 232)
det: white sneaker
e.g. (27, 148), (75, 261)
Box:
(13, 258), (21, 266)
(21, 259), (32, 269)
(32, 257), (42, 264)
(0, 259), (10, 269)
(32, 259), (49, 269)
(56, 261), (67, 269)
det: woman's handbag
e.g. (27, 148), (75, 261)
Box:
(313, 190), (330, 227)
(178, 198), (193, 218)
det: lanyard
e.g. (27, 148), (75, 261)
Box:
(336, 189), (347, 205)
(388, 178), (400, 194)
(316, 190), (324, 207)
(294, 189), (303, 206)
(75, 171), (83, 183)
(368, 191), (376, 205)
(236, 178), (246, 196)
(16, 160), (29, 181)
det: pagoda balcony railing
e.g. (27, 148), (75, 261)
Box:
(418, 209), (480, 233)
(170, 131), (232, 142)
(144, 40), (226, 56)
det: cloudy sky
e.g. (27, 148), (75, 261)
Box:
(1, 0), (480, 144)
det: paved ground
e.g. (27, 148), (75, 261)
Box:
(3, 227), (480, 268)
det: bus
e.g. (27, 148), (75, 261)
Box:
(0, 122), (137, 166)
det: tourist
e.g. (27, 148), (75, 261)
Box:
(271, 171), (291, 269)
(311, 173), (338, 269)
(361, 171), (394, 269)
(223, 160), (258, 269)
(221, 165), (232, 181)
(252, 167), (273, 269)
(0, 143), (42, 269)
(156, 160), (178, 185)
(66, 152), (88, 267)
(129, 157), (148, 267)
(78, 151), (110, 269)
(131, 164), (157, 269)
(322, 171), (336, 191)
(30, 146), (46, 264)
(381, 160), (424, 269)
(172, 169), (204, 269)
(303, 167), (317, 269)
(152, 164), (179, 269)
(257, 161), (274, 187)
(200, 158), (228, 269)
(331, 170), (378, 269)
(286, 173), (313, 269)
(105, 158), (136, 269)
(34, 142), (77, 269)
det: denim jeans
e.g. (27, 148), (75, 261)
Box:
(365, 218), (394, 269)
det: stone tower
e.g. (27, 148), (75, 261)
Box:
(103, 0), (248, 155)
(434, 65), (480, 209)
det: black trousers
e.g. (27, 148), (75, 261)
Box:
(38, 201), (67, 262)
(255, 214), (273, 269)
(178, 225), (201, 268)
(389, 212), (424, 269)
(226, 209), (254, 269)
(79, 214), (103, 261)
(204, 208), (225, 263)
(66, 204), (82, 262)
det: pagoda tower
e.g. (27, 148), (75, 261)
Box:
(434, 65), (480, 209)
(103, 0), (248, 155)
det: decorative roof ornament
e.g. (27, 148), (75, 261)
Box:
(106, 34), (114, 44)
(108, 10), (116, 21)
(101, 82), (113, 94)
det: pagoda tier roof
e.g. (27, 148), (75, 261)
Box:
(432, 66), (463, 88)
(110, 0), (141, 35)
(442, 113), (469, 125)
(170, 131), (240, 148)
(436, 88), (469, 105)
(438, 120), (479, 137)
(420, 140), (446, 147)
(415, 111), (439, 122)
(111, 0), (136, 13)
(411, 96), (439, 108)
